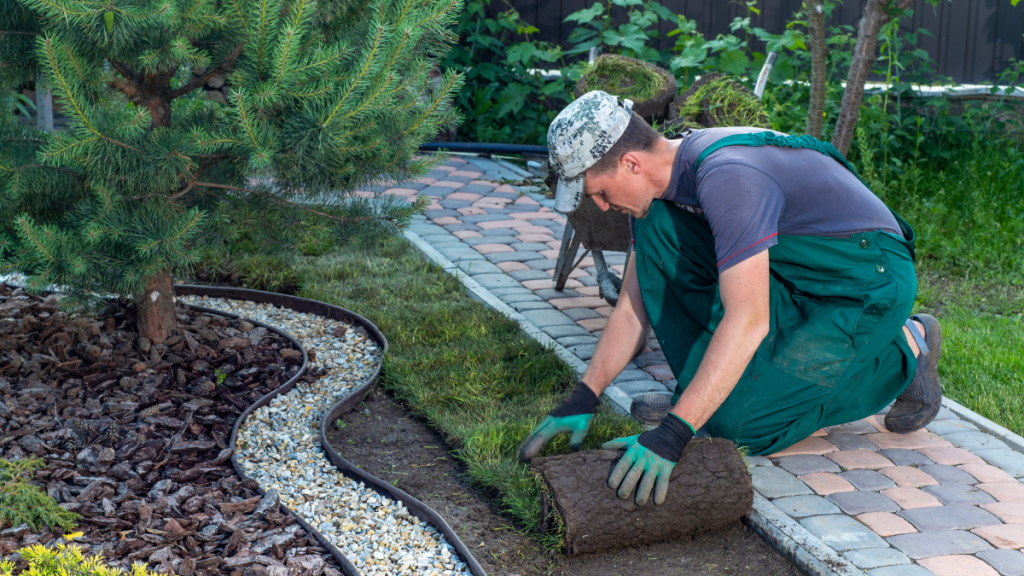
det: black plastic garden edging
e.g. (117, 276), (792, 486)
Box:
(174, 285), (487, 576)
(419, 141), (548, 155)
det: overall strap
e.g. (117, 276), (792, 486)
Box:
(694, 132), (869, 188)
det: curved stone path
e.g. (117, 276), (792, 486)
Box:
(179, 295), (470, 576)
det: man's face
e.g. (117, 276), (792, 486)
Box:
(583, 156), (653, 218)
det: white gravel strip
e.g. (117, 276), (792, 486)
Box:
(180, 295), (471, 576)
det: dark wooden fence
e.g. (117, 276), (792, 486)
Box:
(495, 0), (1024, 84)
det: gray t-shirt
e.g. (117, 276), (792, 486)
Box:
(632, 127), (902, 272)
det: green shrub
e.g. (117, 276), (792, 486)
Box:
(0, 542), (161, 576)
(0, 458), (77, 533)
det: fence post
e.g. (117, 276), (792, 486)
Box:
(35, 74), (53, 132)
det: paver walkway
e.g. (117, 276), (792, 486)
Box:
(375, 154), (1024, 576)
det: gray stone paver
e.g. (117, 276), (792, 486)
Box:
(827, 491), (901, 514)
(775, 455), (842, 475)
(772, 495), (841, 518)
(839, 470), (897, 491)
(866, 566), (936, 576)
(926, 419), (980, 435)
(976, 449), (1024, 477)
(394, 156), (1024, 576)
(563, 308), (601, 321)
(828, 433), (881, 451)
(887, 530), (993, 559)
(922, 484), (996, 505)
(752, 467), (815, 498)
(508, 270), (552, 282)
(458, 261), (502, 275)
(844, 547), (911, 570)
(511, 301), (552, 312)
(919, 464), (978, 484)
(898, 504), (1001, 531)
(977, 549), (1024, 576)
(519, 309), (574, 328)
(800, 515), (888, 550)
(879, 449), (935, 466)
(946, 430), (1010, 451)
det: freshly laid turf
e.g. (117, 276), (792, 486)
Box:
(291, 235), (643, 549)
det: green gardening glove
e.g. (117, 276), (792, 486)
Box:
(518, 381), (599, 462)
(603, 414), (695, 506)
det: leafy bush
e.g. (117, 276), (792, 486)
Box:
(0, 458), (77, 533)
(0, 543), (160, 576)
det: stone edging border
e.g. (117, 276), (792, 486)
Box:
(941, 397), (1024, 453)
(174, 285), (486, 576)
(400, 227), (868, 576)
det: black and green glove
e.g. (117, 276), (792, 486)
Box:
(603, 413), (695, 506)
(518, 381), (599, 462)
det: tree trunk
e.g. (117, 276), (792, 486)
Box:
(136, 269), (176, 343)
(805, 0), (827, 139)
(831, 0), (914, 155)
(533, 438), (752, 556)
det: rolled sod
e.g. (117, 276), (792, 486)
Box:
(533, 438), (752, 556)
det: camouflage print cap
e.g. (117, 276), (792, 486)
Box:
(547, 91), (633, 214)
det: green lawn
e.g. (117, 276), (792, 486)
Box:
(877, 138), (1024, 436)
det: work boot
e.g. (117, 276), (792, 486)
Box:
(630, 392), (673, 427)
(885, 314), (943, 434)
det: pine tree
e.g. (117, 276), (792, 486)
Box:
(0, 0), (463, 341)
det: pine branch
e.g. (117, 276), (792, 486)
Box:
(170, 42), (245, 99)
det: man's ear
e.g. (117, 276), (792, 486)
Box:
(620, 151), (641, 174)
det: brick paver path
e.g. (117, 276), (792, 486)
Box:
(382, 155), (1024, 576)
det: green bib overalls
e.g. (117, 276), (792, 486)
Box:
(633, 133), (918, 456)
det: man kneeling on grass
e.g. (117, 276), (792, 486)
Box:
(517, 91), (943, 507)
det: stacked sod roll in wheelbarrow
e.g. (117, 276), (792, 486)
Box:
(536, 57), (772, 556)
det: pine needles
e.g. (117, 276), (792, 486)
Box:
(0, 457), (78, 532)
(0, 0), (465, 339)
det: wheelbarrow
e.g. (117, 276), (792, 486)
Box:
(553, 196), (632, 306)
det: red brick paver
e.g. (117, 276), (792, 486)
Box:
(827, 450), (894, 470)
(549, 297), (609, 310)
(973, 524), (1024, 549)
(452, 230), (482, 239)
(880, 466), (940, 487)
(474, 244), (515, 255)
(864, 430), (953, 450)
(982, 502), (1024, 523)
(919, 555), (999, 576)
(881, 487), (943, 509)
(978, 482), (1024, 502)
(496, 261), (530, 272)
(920, 447), (986, 466)
(768, 437), (840, 458)
(644, 364), (675, 381)
(856, 512), (917, 537)
(961, 464), (1017, 483)
(577, 318), (607, 332)
(798, 473), (856, 495)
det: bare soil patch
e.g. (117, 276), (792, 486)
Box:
(326, 389), (803, 576)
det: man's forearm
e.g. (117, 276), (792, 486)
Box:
(580, 257), (649, 396)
